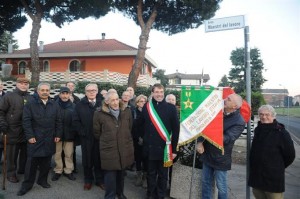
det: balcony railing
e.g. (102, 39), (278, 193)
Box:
(24, 69), (159, 87)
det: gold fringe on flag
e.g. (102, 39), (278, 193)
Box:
(201, 134), (225, 155)
(164, 160), (173, 167)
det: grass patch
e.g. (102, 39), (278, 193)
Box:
(275, 107), (300, 117)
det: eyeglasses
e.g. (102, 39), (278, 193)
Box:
(86, 90), (97, 93)
(259, 113), (271, 117)
(138, 100), (146, 103)
(40, 89), (50, 92)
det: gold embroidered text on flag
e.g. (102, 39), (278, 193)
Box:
(178, 86), (224, 151)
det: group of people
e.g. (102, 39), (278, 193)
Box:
(0, 79), (296, 199)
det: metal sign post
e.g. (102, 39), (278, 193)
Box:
(205, 15), (251, 199)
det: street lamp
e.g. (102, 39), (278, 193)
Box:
(279, 84), (290, 130)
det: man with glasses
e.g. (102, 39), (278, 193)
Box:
(196, 93), (245, 199)
(17, 82), (62, 196)
(72, 83), (104, 191)
(0, 78), (33, 183)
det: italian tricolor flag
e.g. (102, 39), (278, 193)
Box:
(178, 86), (224, 152)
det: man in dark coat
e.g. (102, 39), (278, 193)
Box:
(196, 93), (245, 199)
(0, 80), (6, 164)
(139, 83), (180, 199)
(0, 77), (33, 183)
(248, 105), (295, 199)
(94, 91), (134, 199)
(17, 82), (62, 196)
(72, 83), (104, 190)
(52, 87), (76, 181)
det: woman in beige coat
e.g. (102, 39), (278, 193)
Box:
(93, 91), (134, 199)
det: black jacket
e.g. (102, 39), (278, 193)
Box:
(23, 97), (63, 157)
(72, 96), (102, 138)
(248, 120), (295, 192)
(0, 88), (33, 144)
(56, 98), (76, 141)
(199, 110), (245, 170)
(140, 99), (180, 160)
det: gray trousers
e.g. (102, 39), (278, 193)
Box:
(6, 143), (27, 177)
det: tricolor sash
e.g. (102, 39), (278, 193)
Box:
(146, 100), (173, 167)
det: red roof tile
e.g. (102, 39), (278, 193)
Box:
(13, 39), (137, 54)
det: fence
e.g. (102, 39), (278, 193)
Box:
(25, 69), (159, 87)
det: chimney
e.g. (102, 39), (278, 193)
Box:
(8, 43), (13, 53)
(39, 41), (44, 52)
(62, 38), (65, 41)
(101, 33), (106, 40)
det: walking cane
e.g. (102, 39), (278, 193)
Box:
(2, 133), (7, 190)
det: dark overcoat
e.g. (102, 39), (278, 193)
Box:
(248, 120), (295, 192)
(72, 96), (102, 167)
(23, 97), (62, 157)
(200, 110), (245, 170)
(0, 88), (33, 144)
(56, 99), (76, 141)
(93, 101), (134, 170)
(140, 99), (180, 160)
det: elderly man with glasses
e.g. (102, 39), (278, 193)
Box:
(72, 83), (105, 191)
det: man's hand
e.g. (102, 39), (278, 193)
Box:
(54, 137), (60, 143)
(138, 137), (143, 146)
(28, 138), (36, 144)
(196, 142), (205, 154)
(172, 153), (177, 159)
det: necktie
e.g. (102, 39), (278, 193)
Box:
(90, 101), (96, 106)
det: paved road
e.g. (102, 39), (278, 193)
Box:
(276, 115), (300, 145)
(0, 147), (146, 199)
(1, 141), (299, 199)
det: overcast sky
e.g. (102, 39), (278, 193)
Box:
(13, 0), (300, 96)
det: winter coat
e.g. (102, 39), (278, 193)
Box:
(56, 98), (76, 141)
(93, 101), (134, 170)
(72, 96), (102, 138)
(132, 107), (144, 142)
(140, 99), (180, 160)
(248, 120), (295, 193)
(200, 110), (245, 171)
(72, 96), (102, 167)
(23, 97), (63, 157)
(0, 88), (33, 144)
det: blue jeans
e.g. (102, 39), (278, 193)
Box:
(202, 163), (228, 199)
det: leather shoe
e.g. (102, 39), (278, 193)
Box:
(117, 193), (127, 199)
(64, 173), (76, 181)
(52, 173), (61, 181)
(84, 183), (92, 190)
(37, 182), (51, 188)
(17, 188), (28, 196)
(7, 176), (19, 183)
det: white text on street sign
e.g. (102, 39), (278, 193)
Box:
(205, 15), (245, 32)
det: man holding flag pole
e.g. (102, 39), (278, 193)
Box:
(139, 83), (180, 199)
(196, 93), (245, 199)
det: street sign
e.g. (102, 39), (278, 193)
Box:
(204, 15), (245, 32)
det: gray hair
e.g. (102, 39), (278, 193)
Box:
(166, 94), (176, 102)
(85, 83), (98, 91)
(258, 105), (277, 117)
(105, 90), (119, 103)
(37, 82), (51, 90)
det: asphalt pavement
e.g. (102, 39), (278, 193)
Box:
(0, 141), (299, 199)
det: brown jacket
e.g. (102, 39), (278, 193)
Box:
(93, 101), (134, 170)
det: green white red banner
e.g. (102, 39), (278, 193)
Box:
(178, 86), (224, 151)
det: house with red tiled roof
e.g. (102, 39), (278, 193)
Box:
(0, 34), (159, 86)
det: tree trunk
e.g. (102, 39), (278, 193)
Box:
(127, 0), (158, 88)
(29, 15), (42, 83)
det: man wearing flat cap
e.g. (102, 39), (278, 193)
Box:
(0, 77), (33, 183)
(52, 87), (76, 181)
